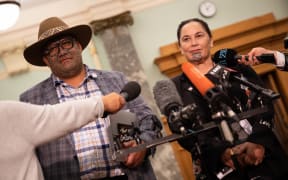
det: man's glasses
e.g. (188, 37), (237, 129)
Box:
(43, 37), (75, 57)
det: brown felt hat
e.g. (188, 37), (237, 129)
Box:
(23, 17), (92, 66)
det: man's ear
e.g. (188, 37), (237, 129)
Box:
(43, 57), (50, 67)
(76, 41), (83, 51)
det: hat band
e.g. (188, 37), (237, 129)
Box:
(39, 26), (68, 41)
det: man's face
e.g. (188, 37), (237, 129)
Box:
(43, 36), (84, 79)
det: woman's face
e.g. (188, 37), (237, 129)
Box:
(178, 21), (213, 63)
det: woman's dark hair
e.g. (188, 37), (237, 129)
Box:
(177, 18), (212, 44)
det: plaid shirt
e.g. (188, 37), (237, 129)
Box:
(53, 67), (123, 179)
(19, 65), (162, 180)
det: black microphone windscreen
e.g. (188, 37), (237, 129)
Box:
(153, 79), (183, 116)
(120, 81), (141, 101)
(213, 48), (238, 67)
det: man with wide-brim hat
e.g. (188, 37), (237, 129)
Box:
(20, 16), (161, 180)
(23, 16), (92, 66)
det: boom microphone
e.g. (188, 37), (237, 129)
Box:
(153, 79), (190, 134)
(153, 79), (183, 116)
(213, 48), (275, 67)
(102, 81), (141, 118)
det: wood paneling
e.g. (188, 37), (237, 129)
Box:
(154, 13), (288, 180)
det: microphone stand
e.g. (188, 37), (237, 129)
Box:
(111, 103), (272, 162)
(112, 122), (218, 162)
(231, 75), (280, 100)
(208, 102), (245, 179)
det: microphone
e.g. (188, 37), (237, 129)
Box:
(212, 52), (280, 100)
(153, 79), (182, 116)
(181, 62), (215, 97)
(213, 48), (275, 67)
(181, 62), (240, 121)
(154, 79), (214, 135)
(181, 62), (238, 143)
(153, 79), (187, 134)
(102, 81), (141, 118)
(154, 79), (206, 134)
(120, 81), (141, 101)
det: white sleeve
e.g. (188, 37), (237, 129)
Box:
(275, 51), (285, 68)
(2, 96), (104, 146)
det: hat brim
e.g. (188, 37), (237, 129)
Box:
(24, 25), (92, 66)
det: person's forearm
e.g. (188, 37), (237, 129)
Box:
(9, 96), (104, 146)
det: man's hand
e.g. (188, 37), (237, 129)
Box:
(122, 140), (147, 168)
(102, 93), (125, 113)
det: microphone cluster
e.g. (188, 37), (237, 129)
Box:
(153, 48), (280, 143)
(181, 62), (239, 122)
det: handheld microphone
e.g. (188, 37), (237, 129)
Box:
(213, 48), (275, 67)
(102, 81), (141, 118)
(120, 81), (141, 101)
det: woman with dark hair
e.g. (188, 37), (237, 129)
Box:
(170, 18), (288, 180)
